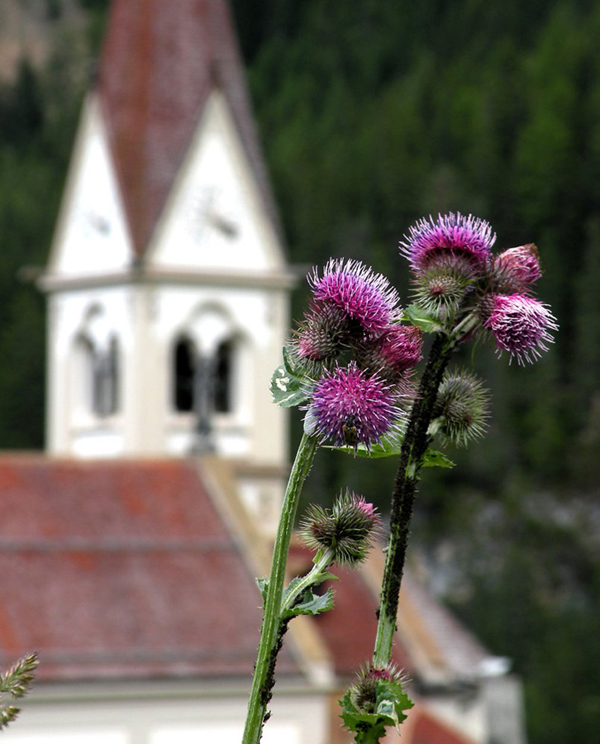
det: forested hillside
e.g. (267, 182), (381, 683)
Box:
(1, 0), (599, 741)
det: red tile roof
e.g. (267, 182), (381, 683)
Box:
(0, 456), (297, 682)
(97, 0), (282, 256)
(287, 544), (414, 679)
(410, 708), (476, 744)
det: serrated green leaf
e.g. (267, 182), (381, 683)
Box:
(256, 578), (268, 604)
(403, 304), (442, 333)
(319, 572), (340, 583)
(339, 679), (413, 742)
(324, 437), (403, 459)
(283, 587), (335, 619)
(422, 449), (455, 469)
(282, 344), (302, 376)
(377, 680), (414, 720)
(339, 691), (392, 743)
(270, 365), (311, 408)
(376, 699), (395, 718)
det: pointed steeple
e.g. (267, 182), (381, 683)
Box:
(97, 0), (281, 256)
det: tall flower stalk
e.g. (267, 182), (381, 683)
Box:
(243, 213), (556, 743)
(243, 260), (411, 744)
(242, 433), (318, 744)
(373, 332), (453, 665)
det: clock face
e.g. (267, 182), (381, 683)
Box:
(207, 205), (239, 239)
(187, 185), (215, 240)
(188, 185), (240, 242)
(78, 208), (111, 239)
(88, 212), (111, 235)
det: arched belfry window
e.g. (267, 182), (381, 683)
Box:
(94, 336), (120, 417)
(73, 334), (95, 415)
(171, 332), (237, 417)
(72, 307), (120, 419)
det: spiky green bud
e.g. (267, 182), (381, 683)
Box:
(433, 370), (489, 447)
(300, 490), (382, 566)
(411, 255), (474, 321)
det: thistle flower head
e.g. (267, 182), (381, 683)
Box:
(308, 259), (401, 337)
(305, 362), (400, 450)
(300, 490), (382, 566)
(483, 293), (558, 364)
(349, 663), (409, 714)
(433, 370), (489, 447)
(357, 325), (423, 383)
(400, 212), (495, 275)
(493, 244), (542, 293)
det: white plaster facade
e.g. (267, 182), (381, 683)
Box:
(2, 681), (331, 744)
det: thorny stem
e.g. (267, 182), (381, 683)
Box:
(373, 333), (453, 666)
(242, 433), (318, 744)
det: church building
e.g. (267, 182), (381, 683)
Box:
(0, 1), (526, 742)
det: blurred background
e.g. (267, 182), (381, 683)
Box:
(0, 0), (599, 741)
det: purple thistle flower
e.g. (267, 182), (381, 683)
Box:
(306, 362), (399, 449)
(493, 244), (542, 292)
(484, 293), (558, 364)
(400, 212), (495, 274)
(308, 259), (401, 337)
(374, 325), (423, 375)
(356, 324), (422, 386)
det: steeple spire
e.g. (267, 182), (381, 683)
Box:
(97, 0), (281, 255)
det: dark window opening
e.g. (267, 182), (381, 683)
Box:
(174, 337), (195, 412)
(93, 336), (120, 417)
(214, 339), (233, 413)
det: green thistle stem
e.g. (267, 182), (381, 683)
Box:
(373, 333), (453, 666)
(242, 433), (318, 744)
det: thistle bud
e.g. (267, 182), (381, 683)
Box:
(493, 244), (542, 293)
(411, 256), (474, 319)
(299, 491), (382, 566)
(350, 663), (409, 714)
(433, 370), (489, 447)
(357, 325), (423, 383)
(294, 302), (348, 366)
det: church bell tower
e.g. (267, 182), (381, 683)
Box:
(41, 0), (294, 526)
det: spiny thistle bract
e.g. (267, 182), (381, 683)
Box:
(295, 302), (349, 364)
(305, 362), (402, 450)
(300, 491), (382, 566)
(411, 256), (475, 320)
(433, 370), (489, 447)
(400, 212), (495, 275)
(483, 293), (558, 365)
